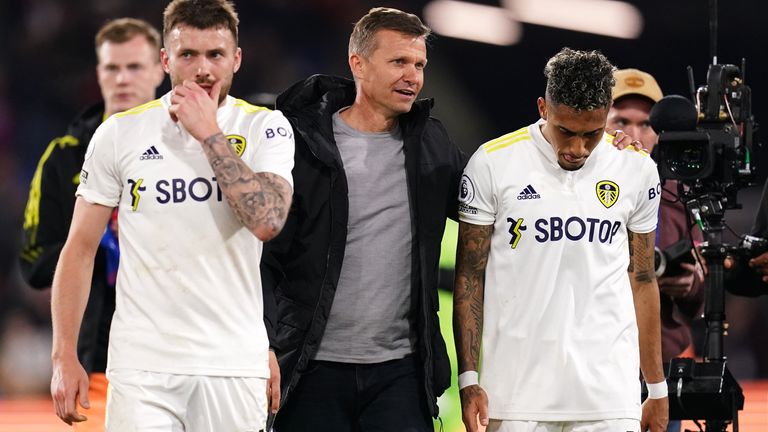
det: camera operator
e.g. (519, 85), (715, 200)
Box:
(609, 69), (705, 363)
(610, 69), (707, 432)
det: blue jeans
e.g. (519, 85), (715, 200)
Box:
(274, 355), (432, 432)
(667, 420), (681, 432)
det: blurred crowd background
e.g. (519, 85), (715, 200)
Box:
(1, 0), (767, 404)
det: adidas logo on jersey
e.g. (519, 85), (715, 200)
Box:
(140, 146), (163, 161)
(517, 184), (540, 200)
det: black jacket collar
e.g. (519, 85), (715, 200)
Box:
(276, 74), (434, 163)
(67, 102), (105, 139)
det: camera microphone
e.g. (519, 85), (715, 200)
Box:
(649, 95), (698, 134)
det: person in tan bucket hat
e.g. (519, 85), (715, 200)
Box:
(608, 67), (705, 432)
(613, 68), (663, 103)
(609, 68), (664, 148)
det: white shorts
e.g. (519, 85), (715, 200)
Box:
(105, 369), (267, 432)
(487, 419), (640, 432)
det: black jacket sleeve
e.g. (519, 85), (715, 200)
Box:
(261, 251), (282, 350)
(260, 142), (302, 351)
(432, 119), (469, 223)
(725, 178), (768, 296)
(19, 138), (76, 289)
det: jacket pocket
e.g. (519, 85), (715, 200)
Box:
(276, 295), (313, 349)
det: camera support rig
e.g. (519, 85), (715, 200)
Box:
(667, 191), (745, 432)
(641, 0), (759, 429)
(641, 188), (745, 432)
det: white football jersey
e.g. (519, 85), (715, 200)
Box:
(77, 93), (294, 378)
(459, 120), (660, 421)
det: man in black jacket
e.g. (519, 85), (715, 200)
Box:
(261, 7), (467, 431)
(19, 18), (163, 431)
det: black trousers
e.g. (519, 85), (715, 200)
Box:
(274, 355), (433, 432)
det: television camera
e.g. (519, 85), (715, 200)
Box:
(644, 18), (761, 431)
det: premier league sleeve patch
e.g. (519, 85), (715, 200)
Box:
(596, 180), (619, 208)
(459, 174), (475, 204)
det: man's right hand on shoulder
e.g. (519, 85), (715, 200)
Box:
(51, 355), (90, 425)
(459, 384), (489, 432)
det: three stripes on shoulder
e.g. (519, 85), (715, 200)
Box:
(483, 127), (530, 154)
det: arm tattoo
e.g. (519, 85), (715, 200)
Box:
(628, 229), (664, 384)
(202, 133), (292, 240)
(454, 222), (493, 373)
(626, 231), (635, 272)
(628, 230), (655, 284)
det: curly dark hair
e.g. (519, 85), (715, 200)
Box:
(544, 47), (616, 111)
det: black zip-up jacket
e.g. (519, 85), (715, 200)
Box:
(19, 103), (113, 373)
(261, 75), (467, 418)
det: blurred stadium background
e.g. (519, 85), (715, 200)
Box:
(0, 0), (766, 430)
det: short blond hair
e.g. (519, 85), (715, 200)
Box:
(95, 18), (161, 62)
(349, 7), (430, 58)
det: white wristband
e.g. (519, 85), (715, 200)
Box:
(458, 371), (479, 390)
(646, 381), (668, 399)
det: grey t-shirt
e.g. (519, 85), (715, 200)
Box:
(314, 111), (414, 363)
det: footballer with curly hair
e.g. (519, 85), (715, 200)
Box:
(454, 47), (668, 432)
